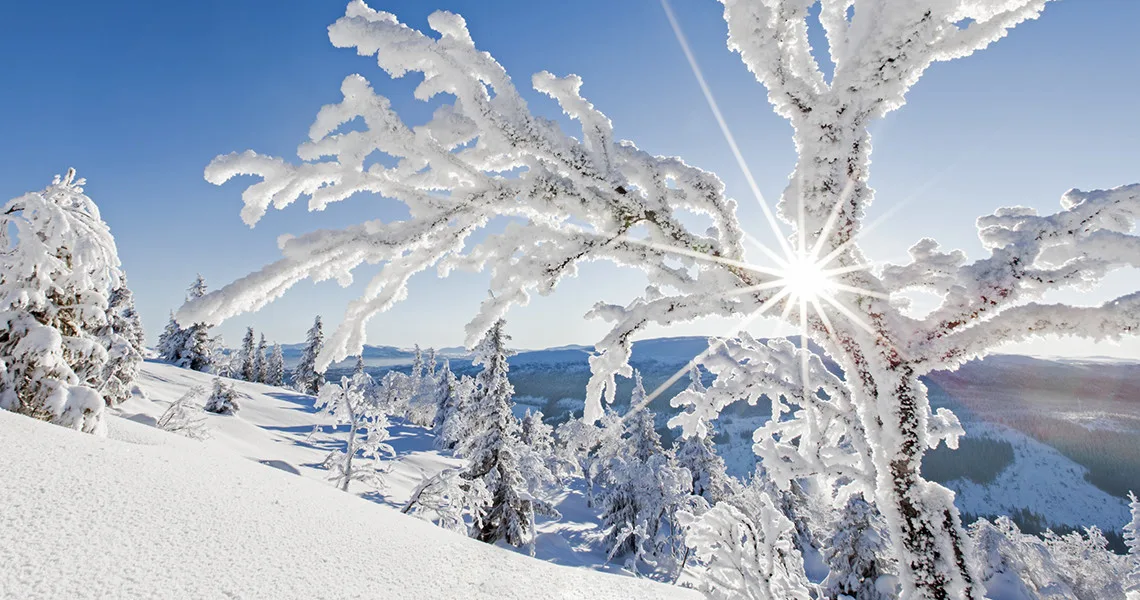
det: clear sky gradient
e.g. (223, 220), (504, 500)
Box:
(2, 1), (1137, 358)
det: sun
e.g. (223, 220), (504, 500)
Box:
(779, 253), (837, 304)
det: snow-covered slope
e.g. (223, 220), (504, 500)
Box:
(0, 365), (696, 599)
(943, 422), (1129, 532)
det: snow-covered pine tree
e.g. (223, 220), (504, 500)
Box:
(436, 372), (476, 451)
(239, 327), (256, 382)
(674, 429), (733, 505)
(156, 312), (186, 364)
(1125, 492), (1140, 600)
(0, 169), (123, 434)
(431, 359), (459, 444)
(203, 377), (240, 414)
(315, 374), (393, 492)
(253, 333), (267, 383)
(97, 278), (144, 406)
(461, 320), (555, 552)
(626, 371), (662, 462)
(406, 345), (441, 426)
(292, 316), (324, 395)
(183, 3), (1140, 596)
(157, 384), (210, 440)
(108, 279), (145, 354)
(266, 343), (285, 387)
(520, 409), (555, 458)
(179, 275), (213, 372)
(821, 493), (897, 600)
(672, 364), (734, 504)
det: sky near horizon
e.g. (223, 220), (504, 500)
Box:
(1, 1), (1138, 358)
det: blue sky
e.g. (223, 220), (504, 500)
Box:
(1, 1), (1138, 358)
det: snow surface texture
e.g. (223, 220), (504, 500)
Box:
(0, 363), (696, 600)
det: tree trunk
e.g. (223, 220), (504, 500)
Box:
(858, 358), (978, 600)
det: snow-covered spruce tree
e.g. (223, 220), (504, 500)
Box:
(182, 3), (1140, 596)
(673, 365), (734, 505)
(204, 377), (239, 414)
(157, 384), (210, 440)
(1127, 492), (1140, 600)
(821, 492), (897, 600)
(253, 333), (267, 383)
(460, 320), (557, 551)
(239, 327), (256, 382)
(179, 275), (213, 372)
(407, 345), (441, 426)
(0, 169), (125, 434)
(315, 374), (393, 492)
(107, 279), (145, 355)
(292, 316), (324, 395)
(431, 359), (461, 446)
(266, 343), (285, 387)
(156, 312), (186, 364)
(96, 277), (144, 406)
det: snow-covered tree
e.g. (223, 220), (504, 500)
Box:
(1126, 492), (1140, 600)
(315, 374), (393, 492)
(460, 320), (557, 552)
(253, 333), (268, 383)
(157, 384), (210, 440)
(107, 279), (145, 354)
(179, 275), (213, 372)
(204, 377), (240, 414)
(181, 2), (1140, 596)
(266, 343), (285, 387)
(292, 316), (324, 395)
(407, 346), (442, 426)
(0, 170), (123, 435)
(679, 478), (812, 600)
(821, 493), (896, 600)
(674, 430), (733, 505)
(156, 313), (186, 364)
(96, 279), (144, 406)
(519, 409), (552, 453)
(239, 327), (256, 382)
(599, 395), (696, 574)
(432, 359), (463, 445)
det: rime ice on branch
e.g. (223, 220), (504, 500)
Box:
(184, 1), (1140, 597)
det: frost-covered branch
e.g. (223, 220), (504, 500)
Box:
(670, 335), (875, 494)
(183, 1), (754, 384)
(900, 184), (1140, 371)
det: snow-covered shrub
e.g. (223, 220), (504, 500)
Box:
(679, 480), (812, 600)
(315, 373), (393, 492)
(0, 169), (126, 435)
(204, 378), (240, 415)
(157, 385), (210, 440)
(182, 2), (1140, 596)
(402, 468), (490, 534)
